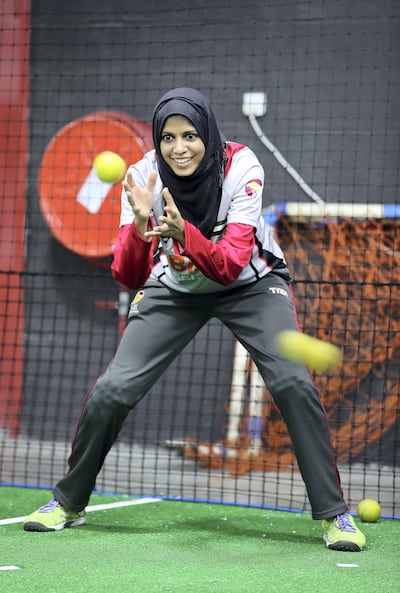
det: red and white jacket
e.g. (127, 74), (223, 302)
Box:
(111, 143), (289, 293)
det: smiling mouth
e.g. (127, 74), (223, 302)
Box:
(172, 157), (193, 165)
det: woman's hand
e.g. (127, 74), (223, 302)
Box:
(145, 187), (185, 246)
(122, 170), (157, 236)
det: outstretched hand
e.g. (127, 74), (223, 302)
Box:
(145, 187), (185, 245)
(122, 170), (157, 226)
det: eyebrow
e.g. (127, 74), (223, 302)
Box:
(161, 127), (198, 136)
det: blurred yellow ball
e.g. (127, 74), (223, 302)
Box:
(93, 151), (127, 184)
(357, 498), (381, 522)
(275, 330), (342, 374)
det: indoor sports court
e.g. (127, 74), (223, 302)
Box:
(1, 1), (399, 591)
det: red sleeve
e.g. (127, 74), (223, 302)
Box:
(182, 221), (255, 285)
(111, 224), (158, 290)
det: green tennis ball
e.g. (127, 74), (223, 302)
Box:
(357, 498), (381, 522)
(275, 330), (343, 374)
(93, 151), (127, 184)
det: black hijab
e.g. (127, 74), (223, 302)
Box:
(152, 87), (226, 238)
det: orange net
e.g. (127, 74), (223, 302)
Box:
(173, 218), (400, 475)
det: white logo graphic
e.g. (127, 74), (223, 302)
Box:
(268, 287), (289, 297)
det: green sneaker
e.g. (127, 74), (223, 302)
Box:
(322, 513), (366, 551)
(23, 498), (86, 532)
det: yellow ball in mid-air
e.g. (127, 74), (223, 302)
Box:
(275, 330), (343, 374)
(93, 151), (127, 184)
(357, 498), (381, 522)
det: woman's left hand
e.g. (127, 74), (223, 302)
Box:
(144, 187), (185, 245)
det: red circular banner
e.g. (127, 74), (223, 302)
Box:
(38, 111), (153, 258)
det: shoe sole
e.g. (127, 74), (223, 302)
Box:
(324, 536), (363, 552)
(23, 516), (86, 532)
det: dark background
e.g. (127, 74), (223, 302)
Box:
(22, 0), (400, 454)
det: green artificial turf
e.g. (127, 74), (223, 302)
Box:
(1, 486), (399, 593)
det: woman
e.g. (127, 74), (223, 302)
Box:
(23, 87), (365, 551)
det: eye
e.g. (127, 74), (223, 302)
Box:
(185, 132), (198, 141)
(161, 133), (174, 143)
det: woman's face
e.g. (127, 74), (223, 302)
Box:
(160, 115), (206, 176)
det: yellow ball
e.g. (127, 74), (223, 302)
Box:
(275, 330), (343, 374)
(93, 151), (127, 184)
(357, 498), (381, 522)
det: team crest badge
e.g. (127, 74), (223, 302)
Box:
(130, 290), (145, 315)
(133, 290), (145, 304)
(245, 178), (263, 197)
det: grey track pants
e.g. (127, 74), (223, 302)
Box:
(54, 274), (347, 520)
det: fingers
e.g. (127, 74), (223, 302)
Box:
(122, 171), (135, 191)
(123, 170), (157, 193)
(161, 189), (179, 222)
(147, 170), (157, 192)
(162, 187), (180, 219)
(162, 186), (174, 205)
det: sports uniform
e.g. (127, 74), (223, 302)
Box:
(114, 142), (288, 293)
(23, 87), (365, 551)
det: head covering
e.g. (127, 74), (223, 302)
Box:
(152, 87), (226, 237)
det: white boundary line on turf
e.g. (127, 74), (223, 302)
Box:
(0, 496), (161, 526)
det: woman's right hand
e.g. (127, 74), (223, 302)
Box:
(122, 170), (157, 234)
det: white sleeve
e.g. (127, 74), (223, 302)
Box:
(223, 147), (264, 227)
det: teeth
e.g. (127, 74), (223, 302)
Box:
(173, 158), (192, 164)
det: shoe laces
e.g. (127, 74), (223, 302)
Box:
(40, 498), (61, 512)
(333, 513), (356, 533)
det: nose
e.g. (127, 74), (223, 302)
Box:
(172, 137), (187, 154)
